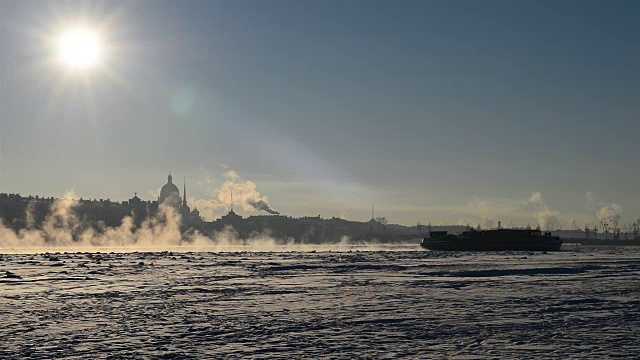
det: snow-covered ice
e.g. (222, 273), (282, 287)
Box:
(1, 245), (639, 358)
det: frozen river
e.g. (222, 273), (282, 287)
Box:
(1, 245), (639, 359)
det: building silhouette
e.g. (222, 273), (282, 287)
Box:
(158, 174), (181, 208)
(157, 174), (202, 226)
(0, 173), (454, 243)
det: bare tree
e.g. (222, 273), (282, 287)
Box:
(374, 217), (388, 225)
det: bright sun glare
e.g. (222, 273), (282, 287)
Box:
(57, 27), (102, 69)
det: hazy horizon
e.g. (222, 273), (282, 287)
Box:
(1, 0), (638, 228)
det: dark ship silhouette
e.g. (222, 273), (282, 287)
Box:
(420, 227), (562, 251)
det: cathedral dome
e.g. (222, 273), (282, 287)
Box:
(159, 174), (180, 207)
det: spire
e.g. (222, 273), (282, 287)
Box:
(168, 172), (173, 184)
(231, 190), (234, 211)
(183, 177), (187, 207)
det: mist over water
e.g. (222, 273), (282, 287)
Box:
(0, 193), (412, 254)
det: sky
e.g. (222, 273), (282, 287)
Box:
(0, 0), (638, 228)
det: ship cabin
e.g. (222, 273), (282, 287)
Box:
(461, 228), (555, 239)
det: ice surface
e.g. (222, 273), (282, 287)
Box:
(1, 245), (639, 358)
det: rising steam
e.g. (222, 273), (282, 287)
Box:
(597, 204), (622, 228)
(0, 191), (387, 253)
(194, 170), (279, 218)
(528, 192), (560, 231)
(0, 192), (186, 250)
(217, 171), (278, 214)
(248, 200), (279, 215)
(584, 191), (623, 229)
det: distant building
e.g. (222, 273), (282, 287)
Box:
(0, 173), (464, 243)
(157, 173), (202, 226)
(159, 174), (181, 209)
(179, 179), (190, 219)
(220, 208), (242, 223)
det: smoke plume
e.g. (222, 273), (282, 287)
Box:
(248, 200), (279, 215)
(483, 218), (495, 229)
(528, 192), (560, 231)
(215, 171), (279, 214)
(584, 191), (602, 210)
(596, 204), (622, 228)
(188, 170), (280, 220)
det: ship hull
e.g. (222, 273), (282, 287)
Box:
(420, 229), (562, 251)
(420, 238), (562, 251)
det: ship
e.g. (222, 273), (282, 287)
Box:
(420, 228), (562, 251)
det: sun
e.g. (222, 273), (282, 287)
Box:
(57, 27), (102, 69)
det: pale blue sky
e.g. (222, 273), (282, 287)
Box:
(1, 0), (638, 227)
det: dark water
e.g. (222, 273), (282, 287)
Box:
(1, 246), (639, 358)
